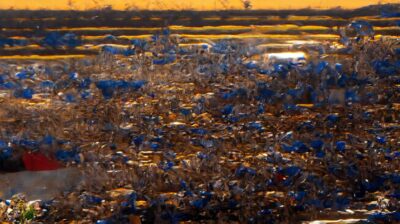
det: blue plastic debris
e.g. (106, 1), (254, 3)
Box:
(64, 93), (76, 103)
(282, 141), (310, 153)
(316, 61), (329, 74)
(96, 220), (109, 224)
(245, 61), (259, 70)
(42, 135), (54, 145)
(221, 104), (234, 115)
(153, 54), (176, 65)
(0, 147), (13, 160)
(95, 79), (146, 99)
(131, 39), (148, 49)
(84, 195), (103, 205)
(160, 161), (174, 171)
(41, 32), (82, 48)
(345, 90), (359, 102)
(16, 70), (34, 80)
(310, 140), (324, 150)
(69, 72), (78, 80)
(102, 45), (135, 56)
(14, 88), (34, 99)
(55, 148), (81, 163)
(350, 21), (374, 36)
(336, 141), (346, 153)
(191, 198), (208, 209)
(326, 114), (339, 123)
(235, 165), (256, 177)
(373, 60), (397, 76)
(80, 90), (91, 99)
(280, 166), (301, 177)
(150, 142), (160, 150)
(40, 80), (55, 88)
(191, 128), (208, 135)
(248, 121), (264, 131)
(381, 10), (400, 18)
(376, 136), (386, 144)
(62, 33), (82, 48)
(0, 37), (28, 48)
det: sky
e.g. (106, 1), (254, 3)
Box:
(0, 0), (398, 10)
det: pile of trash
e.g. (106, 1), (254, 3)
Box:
(0, 21), (399, 223)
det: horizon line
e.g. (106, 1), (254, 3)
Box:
(0, 3), (398, 12)
(0, 1), (399, 11)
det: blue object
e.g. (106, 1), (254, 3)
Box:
(14, 88), (34, 99)
(280, 166), (301, 177)
(293, 141), (310, 153)
(0, 38), (28, 48)
(310, 140), (324, 150)
(290, 191), (306, 202)
(96, 220), (109, 224)
(196, 152), (208, 160)
(368, 212), (389, 222)
(316, 61), (329, 74)
(153, 55), (176, 65)
(236, 165), (256, 177)
(42, 135), (54, 145)
(62, 33), (82, 48)
(79, 78), (92, 89)
(80, 90), (91, 99)
(336, 141), (346, 153)
(131, 39), (147, 49)
(245, 61), (259, 70)
(282, 141), (309, 153)
(132, 135), (145, 146)
(373, 60), (397, 76)
(130, 80), (147, 90)
(69, 72), (78, 80)
(95, 79), (146, 98)
(55, 148), (80, 163)
(64, 93), (76, 103)
(221, 104), (234, 115)
(248, 121), (264, 131)
(0, 147), (13, 159)
(41, 80), (55, 88)
(191, 198), (209, 209)
(350, 21), (374, 36)
(102, 45), (135, 56)
(0, 140), (8, 149)
(376, 136), (386, 144)
(16, 70), (34, 80)
(41, 32), (63, 48)
(191, 128), (208, 135)
(335, 63), (343, 72)
(315, 150), (326, 158)
(345, 90), (359, 102)
(326, 114), (339, 123)
(160, 161), (174, 171)
(381, 11), (400, 18)
(19, 139), (39, 150)
(150, 142), (160, 150)
(84, 195), (103, 204)
(41, 32), (81, 48)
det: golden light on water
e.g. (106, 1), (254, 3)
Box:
(0, 0), (398, 10)
(267, 52), (306, 60)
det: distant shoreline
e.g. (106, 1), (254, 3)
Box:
(0, 4), (398, 30)
(0, 3), (399, 19)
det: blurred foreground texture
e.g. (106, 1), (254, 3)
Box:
(0, 3), (399, 224)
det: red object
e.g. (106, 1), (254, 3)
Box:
(22, 152), (61, 171)
(275, 173), (286, 182)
